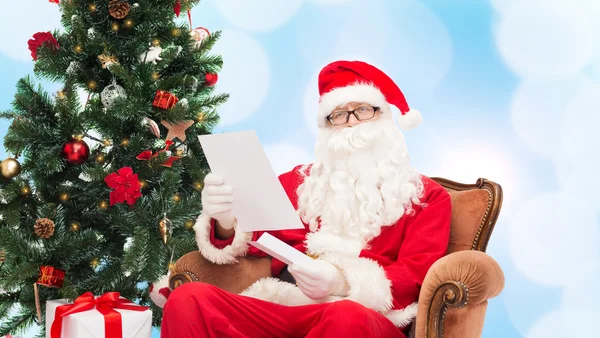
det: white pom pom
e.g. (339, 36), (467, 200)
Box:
(397, 108), (423, 130)
(149, 275), (171, 308)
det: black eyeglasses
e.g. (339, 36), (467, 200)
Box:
(326, 106), (380, 125)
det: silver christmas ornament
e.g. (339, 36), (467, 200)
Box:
(178, 98), (189, 109)
(87, 28), (96, 38)
(184, 75), (199, 92)
(101, 81), (128, 108)
(67, 61), (79, 76)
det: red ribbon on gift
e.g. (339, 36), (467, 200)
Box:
(50, 292), (149, 338)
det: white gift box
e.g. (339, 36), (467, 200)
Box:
(45, 298), (152, 338)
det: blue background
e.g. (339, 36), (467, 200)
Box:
(2, 0), (599, 337)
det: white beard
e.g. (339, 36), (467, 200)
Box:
(296, 114), (424, 244)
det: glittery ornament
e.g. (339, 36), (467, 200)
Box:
(101, 80), (127, 108)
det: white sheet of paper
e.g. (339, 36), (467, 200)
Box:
(249, 233), (314, 265)
(198, 130), (305, 233)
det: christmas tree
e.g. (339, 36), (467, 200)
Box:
(0, 0), (226, 335)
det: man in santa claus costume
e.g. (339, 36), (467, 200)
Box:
(161, 60), (452, 338)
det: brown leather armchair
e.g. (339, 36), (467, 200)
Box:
(168, 177), (505, 338)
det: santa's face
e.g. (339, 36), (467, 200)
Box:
(326, 101), (383, 129)
(296, 104), (423, 244)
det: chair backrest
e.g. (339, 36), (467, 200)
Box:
(430, 177), (503, 253)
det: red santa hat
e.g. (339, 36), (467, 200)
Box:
(317, 60), (422, 130)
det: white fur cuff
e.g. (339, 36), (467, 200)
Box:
(323, 255), (394, 313)
(194, 214), (253, 265)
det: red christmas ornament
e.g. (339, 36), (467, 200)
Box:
(61, 139), (90, 165)
(205, 73), (218, 87)
(28, 32), (60, 61)
(153, 90), (179, 110)
(104, 167), (142, 207)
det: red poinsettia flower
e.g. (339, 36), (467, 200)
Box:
(28, 32), (60, 61)
(104, 167), (143, 207)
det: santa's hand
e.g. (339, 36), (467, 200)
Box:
(289, 260), (349, 300)
(201, 173), (236, 229)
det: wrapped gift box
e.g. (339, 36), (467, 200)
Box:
(152, 90), (179, 109)
(46, 294), (152, 338)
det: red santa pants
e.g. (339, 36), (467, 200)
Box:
(161, 282), (406, 338)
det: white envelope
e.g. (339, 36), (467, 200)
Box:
(45, 299), (152, 338)
(198, 130), (305, 233)
(249, 233), (314, 265)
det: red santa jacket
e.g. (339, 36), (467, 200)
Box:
(194, 165), (452, 327)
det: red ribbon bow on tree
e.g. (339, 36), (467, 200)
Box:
(50, 292), (149, 338)
(136, 140), (182, 167)
(174, 0), (193, 26)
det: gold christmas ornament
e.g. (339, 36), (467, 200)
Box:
(1, 158), (21, 179)
(74, 45), (83, 54)
(90, 258), (100, 268)
(196, 112), (205, 122)
(88, 81), (97, 90)
(111, 22), (120, 32)
(158, 216), (172, 244)
(88, 3), (97, 12)
(95, 154), (106, 164)
(193, 181), (202, 190)
(139, 179), (148, 189)
(175, 149), (184, 157)
(185, 219), (194, 230)
(151, 72), (160, 81)
(152, 39), (160, 47)
(120, 138), (129, 147)
(34, 218), (55, 239)
(70, 222), (80, 232)
(21, 186), (31, 195)
(98, 53), (119, 69)
(102, 139), (112, 147)
(172, 193), (181, 203)
(124, 19), (134, 28)
(57, 90), (66, 99)
(171, 28), (181, 37)
(99, 201), (109, 210)
(108, 0), (131, 19)
(59, 193), (69, 202)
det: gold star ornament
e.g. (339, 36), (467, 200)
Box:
(161, 120), (195, 142)
(98, 53), (119, 69)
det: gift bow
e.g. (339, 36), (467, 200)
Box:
(136, 140), (182, 167)
(51, 292), (149, 338)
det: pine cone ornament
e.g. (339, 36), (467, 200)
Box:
(34, 218), (55, 239)
(0, 249), (5, 263)
(109, 0), (131, 19)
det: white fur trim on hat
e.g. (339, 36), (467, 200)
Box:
(194, 213), (253, 265)
(398, 108), (422, 130)
(317, 82), (391, 128)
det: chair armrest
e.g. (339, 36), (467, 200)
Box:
(415, 250), (505, 338)
(169, 251), (272, 294)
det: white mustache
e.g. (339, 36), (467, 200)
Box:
(326, 123), (380, 153)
